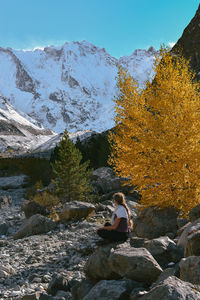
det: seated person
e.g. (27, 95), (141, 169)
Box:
(97, 192), (133, 242)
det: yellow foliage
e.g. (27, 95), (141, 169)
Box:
(109, 47), (200, 216)
(31, 191), (59, 210)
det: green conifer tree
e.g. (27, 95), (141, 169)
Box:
(51, 131), (92, 202)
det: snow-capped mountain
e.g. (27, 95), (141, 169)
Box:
(0, 41), (156, 133)
(0, 95), (55, 153)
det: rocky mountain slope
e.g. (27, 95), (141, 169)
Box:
(0, 41), (156, 133)
(0, 95), (55, 154)
(172, 4), (200, 77)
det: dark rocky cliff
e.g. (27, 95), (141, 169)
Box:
(172, 5), (200, 77)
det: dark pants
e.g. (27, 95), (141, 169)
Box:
(97, 222), (129, 242)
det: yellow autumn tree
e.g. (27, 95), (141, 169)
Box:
(109, 47), (200, 215)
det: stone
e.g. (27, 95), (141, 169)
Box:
(189, 204), (200, 222)
(177, 218), (200, 255)
(185, 229), (200, 256)
(108, 244), (163, 284)
(0, 175), (28, 189)
(180, 256), (200, 285)
(0, 222), (9, 235)
(133, 206), (179, 239)
(13, 214), (56, 239)
(143, 236), (183, 268)
(71, 280), (94, 300)
(133, 276), (200, 300)
(85, 243), (162, 284)
(177, 217), (188, 229)
(57, 201), (95, 222)
(0, 195), (12, 209)
(91, 167), (130, 194)
(84, 243), (119, 280)
(47, 274), (69, 296)
(22, 201), (49, 219)
(83, 278), (134, 300)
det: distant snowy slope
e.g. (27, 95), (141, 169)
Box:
(0, 95), (55, 153)
(0, 41), (156, 133)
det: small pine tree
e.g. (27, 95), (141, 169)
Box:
(109, 47), (200, 216)
(51, 131), (93, 202)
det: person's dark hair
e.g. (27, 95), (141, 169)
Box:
(113, 192), (133, 229)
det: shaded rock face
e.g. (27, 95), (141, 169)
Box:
(47, 274), (69, 296)
(172, 4), (200, 77)
(133, 276), (200, 300)
(185, 230), (200, 256)
(133, 207), (179, 239)
(13, 214), (56, 240)
(189, 203), (200, 222)
(91, 167), (131, 195)
(177, 218), (200, 256)
(85, 243), (162, 284)
(57, 201), (95, 222)
(130, 236), (183, 269)
(83, 278), (134, 300)
(22, 201), (49, 219)
(180, 256), (200, 285)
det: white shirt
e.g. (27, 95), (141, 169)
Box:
(111, 205), (129, 225)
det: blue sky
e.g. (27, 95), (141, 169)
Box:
(0, 0), (199, 58)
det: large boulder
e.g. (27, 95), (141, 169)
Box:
(131, 276), (200, 300)
(72, 280), (94, 300)
(133, 207), (179, 239)
(108, 245), (163, 284)
(179, 256), (200, 285)
(85, 243), (162, 284)
(57, 201), (95, 222)
(185, 229), (200, 257)
(0, 175), (28, 189)
(189, 204), (200, 222)
(13, 214), (56, 240)
(91, 167), (131, 194)
(85, 244), (120, 280)
(142, 236), (183, 268)
(22, 201), (49, 219)
(177, 218), (200, 256)
(83, 278), (134, 300)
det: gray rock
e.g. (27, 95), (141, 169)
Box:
(83, 278), (134, 300)
(47, 274), (69, 296)
(189, 204), (200, 222)
(0, 222), (9, 235)
(133, 276), (200, 300)
(91, 167), (130, 194)
(180, 256), (200, 285)
(177, 218), (200, 256)
(0, 175), (28, 189)
(57, 201), (95, 222)
(85, 243), (162, 284)
(177, 217), (188, 229)
(71, 280), (93, 300)
(0, 195), (12, 209)
(185, 229), (200, 257)
(22, 201), (49, 219)
(85, 243), (119, 280)
(133, 207), (179, 239)
(143, 236), (183, 268)
(108, 244), (163, 284)
(13, 214), (56, 239)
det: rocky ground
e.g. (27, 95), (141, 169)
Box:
(0, 168), (200, 299)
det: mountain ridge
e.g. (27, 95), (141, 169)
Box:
(0, 40), (157, 133)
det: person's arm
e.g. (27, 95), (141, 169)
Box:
(101, 218), (121, 231)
